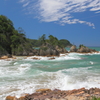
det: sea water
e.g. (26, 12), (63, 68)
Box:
(0, 47), (100, 100)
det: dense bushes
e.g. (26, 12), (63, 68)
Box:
(0, 15), (33, 56)
(0, 15), (72, 56)
(29, 34), (72, 48)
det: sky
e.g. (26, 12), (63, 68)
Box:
(0, 0), (100, 46)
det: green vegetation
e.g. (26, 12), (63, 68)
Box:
(91, 97), (100, 100)
(0, 15), (72, 56)
(0, 15), (32, 56)
(79, 44), (86, 49)
(29, 34), (72, 48)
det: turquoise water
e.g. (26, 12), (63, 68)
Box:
(0, 47), (100, 100)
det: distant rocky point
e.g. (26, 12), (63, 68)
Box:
(70, 45), (98, 53)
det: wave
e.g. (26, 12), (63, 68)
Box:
(25, 53), (81, 61)
(0, 52), (100, 100)
(0, 63), (32, 78)
(1, 66), (100, 100)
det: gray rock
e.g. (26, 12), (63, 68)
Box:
(70, 45), (77, 52)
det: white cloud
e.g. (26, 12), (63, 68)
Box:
(19, 0), (100, 28)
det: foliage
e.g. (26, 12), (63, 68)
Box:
(59, 39), (72, 47)
(28, 34), (72, 48)
(40, 47), (48, 51)
(91, 97), (100, 100)
(0, 15), (32, 55)
(0, 15), (72, 56)
(79, 44), (86, 49)
(48, 35), (58, 46)
(39, 34), (46, 45)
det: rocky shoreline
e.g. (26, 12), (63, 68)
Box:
(0, 45), (99, 60)
(6, 88), (100, 100)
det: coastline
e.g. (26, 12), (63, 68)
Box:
(6, 87), (100, 100)
(0, 50), (100, 61)
(1, 50), (100, 100)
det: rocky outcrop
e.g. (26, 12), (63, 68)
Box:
(70, 45), (98, 53)
(39, 48), (59, 57)
(16, 42), (67, 57)
(77, 47), (98, 53)
(0, 54), (12, 59)
(6, 96), (17, 100)
(70, 45), (77, 52)
(36, 43), (68, 57)
(6, 88), (100, 100)
(56, 46), (68, 54)
(77, 46), (90, 53)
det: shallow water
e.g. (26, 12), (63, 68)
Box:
(0, 47), (100, 100)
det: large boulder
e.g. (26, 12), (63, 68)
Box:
(22, 51), (28, 56)
(77, 47), (89, 53)
(77, 45), (98, 53)
(6, 96), (17, 100)
(56, 45), (68, 53)
(70, 45), (77, 52)
(39, 49), (46, 56)
(28, 52), (34, 56)
(39, 48), (59, 56)
(56, 48), (68, 53)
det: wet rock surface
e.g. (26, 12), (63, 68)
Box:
(6, 88), (100, 100)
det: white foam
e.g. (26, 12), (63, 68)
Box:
(0, 63), (31, 78)
(17, 63), (31, 74)
(25, 54), (81, 62)
(78, 52), (100, 55)
(0, 53), (100, 100)
(1, 67), (100, 100)
(90, 61), (94, 65)
(0, 60), (11, 66)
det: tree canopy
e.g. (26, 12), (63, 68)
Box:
(0, 15), (72, 56)
(29, 34), (72, 48)
(0, 15), (32, 55)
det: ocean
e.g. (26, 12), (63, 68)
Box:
(0, 47), (100, 100)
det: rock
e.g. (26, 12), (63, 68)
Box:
(22, 51), (28, 56)
(1, 55), (8, 59)
(77, 47), (90, 53)
(12, 57), (16, 59)
(57, 48), (68, 54)
(6, 96), (17, 100)
(49, 57), (55, 60)
(46, 48), (53, 56)
(31, 57), (41, 60)
(7, 54), (12, 58)
(77, 45), (98, 53)
(39, 48), (59, 57)
(18, 93), (29, 100)
(70, 45), (77, 52)
(45, 98), (50, 100)
(6, 88), (100, 100)
(39, 49), (46, 56)
(36, 89), (51, 93)
(28, 53), (34, 56)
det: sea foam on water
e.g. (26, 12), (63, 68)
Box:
(0, 49), (100, 100)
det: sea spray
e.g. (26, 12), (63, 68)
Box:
(0, 47), (100, 100)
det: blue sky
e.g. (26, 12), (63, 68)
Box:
(1, 0), (100, 46)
